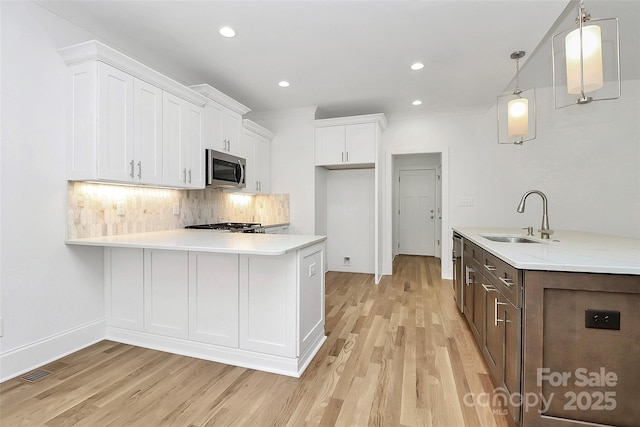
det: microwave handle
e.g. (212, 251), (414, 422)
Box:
(238, 160), (245, 185)
(206, 152), (213, 185)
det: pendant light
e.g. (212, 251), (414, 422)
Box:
(552, 0), (620, 108)
(497, 51), (536, 145)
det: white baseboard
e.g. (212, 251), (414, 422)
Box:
(0, 319), (105, 382)
(107, 327), (326, 378)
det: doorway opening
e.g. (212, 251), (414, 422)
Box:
(392, 153), (443, 261)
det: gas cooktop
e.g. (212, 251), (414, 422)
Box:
(185, 222), (264, 233)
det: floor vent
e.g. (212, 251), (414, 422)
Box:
(20, 369), (52, 383)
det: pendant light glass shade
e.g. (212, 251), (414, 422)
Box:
(497, 51), (536, 145)
(507, 98), (529, 137)
(552, 1), (620, 108)
(565, 25), (603, 94)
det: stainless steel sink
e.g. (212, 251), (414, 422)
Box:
(480, 234), (540, 243)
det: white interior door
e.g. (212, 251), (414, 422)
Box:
(398, 169), (436, 256)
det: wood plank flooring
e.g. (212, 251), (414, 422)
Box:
(1, 255), (513, 426)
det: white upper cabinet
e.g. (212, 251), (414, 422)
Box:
(221, 107), (243, 156)
(313, 114), (387, 169)
(242, 120), (275, 194)
(190, 84), (250, 158)
(133, 79), (163, 184)
(96, 62), (135, 182)
(162, 92), (204, 188)
(314, 126), (345, 166)
(59, 40), (210, 188)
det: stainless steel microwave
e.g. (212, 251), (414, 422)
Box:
(206, 149), (246, 189)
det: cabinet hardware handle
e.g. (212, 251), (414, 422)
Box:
(129, 160), (134, 178)
(465, 266), (475, 285)
(482, 283), (497, 293)
(182, 168), (187, 183)
(342, 152), (344, 162)
(499, 276), (514, 287)
(188, 169), (192, 183)
(346, 151), (349, 162)
(494, 298), (508, 326)
(137, 161), (142, 179)
(484, 263), (497, 272)
(227, 139), (230, 151)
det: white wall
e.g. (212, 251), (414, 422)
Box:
(0, 2), (106, 380)
(248, 107), (318, 235)
(382, 79), (640, 280)
(326, 169), (375, 274)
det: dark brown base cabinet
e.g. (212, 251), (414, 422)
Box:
(459, 237), (640, 426)
(522, 271), (640, 427)
(463, 239), (522, 425)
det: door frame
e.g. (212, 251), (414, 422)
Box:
(382, 147), (451, 280)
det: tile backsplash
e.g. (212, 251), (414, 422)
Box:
(67, 182), (289, 238)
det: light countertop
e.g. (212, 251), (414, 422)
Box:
(66, 229), (325, 256)
(453, 227), (640, 275)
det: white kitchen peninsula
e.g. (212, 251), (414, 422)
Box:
(66, 230), (327, 377)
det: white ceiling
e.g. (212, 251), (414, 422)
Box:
(36, 0), (575, 117)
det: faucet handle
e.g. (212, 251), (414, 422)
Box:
(522, 226), (534, 236)
(539, 228), (554, 239)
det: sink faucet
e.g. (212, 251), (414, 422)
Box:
(517, 190), (553, 239)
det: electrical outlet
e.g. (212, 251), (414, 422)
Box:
(116, 201), (126, 216)
(173, 202), (180, 215)
(458, 197), (474, 207)
(309, 263), (316, 277)
(585, 309), (620, 330)
(343, 256), (351, 266)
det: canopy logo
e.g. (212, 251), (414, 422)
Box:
(464, 367), (618, 414)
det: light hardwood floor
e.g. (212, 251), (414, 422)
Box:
(1, 255), (513, 426)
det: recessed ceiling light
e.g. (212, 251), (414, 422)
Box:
(411, 62), (424, 71)
(412, 100), (423, 106)
(219, 27), (236, 38)
(278, 81), (290, 88)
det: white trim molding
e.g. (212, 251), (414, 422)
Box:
(0, 319), (105, 382)
(58, 40), (210, 106)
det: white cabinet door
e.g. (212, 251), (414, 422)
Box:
(144, 249), (189, 339)
(202, 103), (222, 150)
(254, 134), (270, 193)
(189, 252), (239, 348)
(162, 92), (204, 188)
(345, 122), (376, 165)
(314, 126), (345, 166)
(241, 130), (270, 194)
(97, 62), (134, 181)
(242, 129), (257, 193)
(239, 253), (297, 357)
(221, 107), (242, 156)
(298, 244), (325, 357)
(133, 79), (163, 184)
(105, 248), (144, 331)
(184, 103), (204, 188)
(162, 92), (184, 187)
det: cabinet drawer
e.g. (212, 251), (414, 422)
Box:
(463, 239), (483, 270)
(482, 251), (522, 307)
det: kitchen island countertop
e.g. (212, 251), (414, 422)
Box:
(453, 227), (640, 275)
(66, 229), (325, 256)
